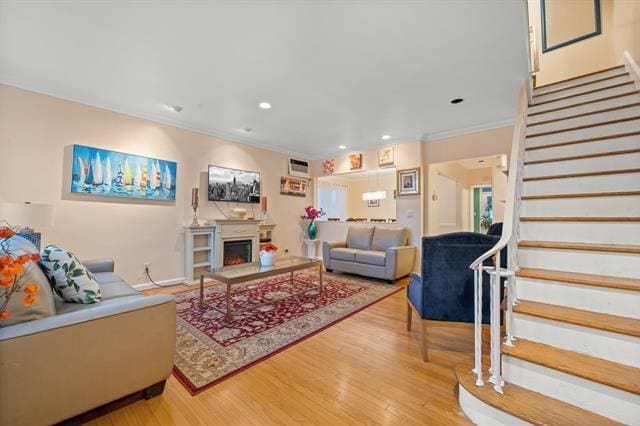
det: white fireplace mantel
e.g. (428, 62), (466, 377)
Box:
(208, 219), (261, 268)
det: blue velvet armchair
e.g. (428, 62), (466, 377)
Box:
(406, 232), (500, 361)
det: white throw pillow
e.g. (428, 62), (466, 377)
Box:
(39, 245), (101, 304)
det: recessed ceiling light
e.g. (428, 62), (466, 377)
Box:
(259, 102), (272, 110)
(241, 127), (252, 133)
(450, 98), (464, 104)
(339, 145), (347, 150)
(382, 135), (391, 140)
(478, 160), (485, 163)
(166, 104), (183, 113)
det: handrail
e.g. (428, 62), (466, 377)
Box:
(470, 80), (529, 394)
(470, 82), (528, 270)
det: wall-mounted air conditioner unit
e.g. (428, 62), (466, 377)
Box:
(288, 158), (310, 178)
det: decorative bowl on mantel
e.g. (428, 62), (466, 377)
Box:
(229, 208), (248, 220)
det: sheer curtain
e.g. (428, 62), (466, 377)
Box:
(317, 180), (348, 220)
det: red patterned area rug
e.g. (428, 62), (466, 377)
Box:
(172, 271), (400, 394)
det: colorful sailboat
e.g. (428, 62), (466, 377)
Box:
(77, 157), (86, 186)
(124, 160), (132, 187)
(134, 164), (142, 188)
(154, 161), (162, 190)
(84, 159), (94, 188)
(114, 163), (125, 190)
(150, 162), (158, 190)
(141, 166), (148, 189)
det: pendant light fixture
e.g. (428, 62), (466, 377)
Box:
(362, 168), (387, 201)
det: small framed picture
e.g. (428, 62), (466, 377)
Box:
(378, 147), (394, 167)
(367, 199), (380, 207)
(397, 167), (420, 196)
(348, 153), (363, 170)
(280, 176), (308, 197)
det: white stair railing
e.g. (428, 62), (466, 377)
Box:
(470, 81), (528, 394)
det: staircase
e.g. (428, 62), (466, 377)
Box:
(458, 64), (640, 425)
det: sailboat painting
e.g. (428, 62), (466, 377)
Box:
(71, 145), (177, 200)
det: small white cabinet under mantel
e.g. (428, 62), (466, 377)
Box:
(184, 226), (215, 283)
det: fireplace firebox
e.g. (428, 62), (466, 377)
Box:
(223, 239), (253, 266)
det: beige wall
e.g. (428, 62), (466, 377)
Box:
(422, 126), (513, 235)
(0, 84), (311, 284)
(529, 0), (640, 86)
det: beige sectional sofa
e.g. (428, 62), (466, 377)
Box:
(322, 226), (416, 282)
(0, 259), (175, 426)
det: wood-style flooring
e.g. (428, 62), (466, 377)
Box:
(88, 276), (478, 425)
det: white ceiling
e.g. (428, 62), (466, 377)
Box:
(0, 1), (529, 159)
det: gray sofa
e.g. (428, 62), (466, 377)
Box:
(323, 226), (416, 282)
(0, 259), (176, 426)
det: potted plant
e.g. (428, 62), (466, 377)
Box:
(300, 206), (325, 240)
(259, 242), (278, 266)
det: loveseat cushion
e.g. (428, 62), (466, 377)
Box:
(99, 281), (139, 300)
(371, 227), (407, 251)
(0, 235), (56, 327)
(346, 226), (374, 250)
(330, 248), (360, 262)
(355, 250), (386, 266)
(40, 245), (102, 304)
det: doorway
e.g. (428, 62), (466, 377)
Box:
(471, 185), (493, 233)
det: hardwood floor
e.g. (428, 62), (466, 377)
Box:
(89, 276), (477, 425)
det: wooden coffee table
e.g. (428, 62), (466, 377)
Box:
(199, 256), (323, 322)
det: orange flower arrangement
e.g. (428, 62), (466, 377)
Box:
(0, 225), (42, 323)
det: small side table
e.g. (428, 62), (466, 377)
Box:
(303, 239), (321, 259)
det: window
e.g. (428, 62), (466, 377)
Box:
(317, 180), (348, 220)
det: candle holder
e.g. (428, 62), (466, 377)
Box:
(191, 187), (200, 227)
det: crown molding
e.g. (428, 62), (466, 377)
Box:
(422, 117), (515, 142)
(0, 78), (310, 160)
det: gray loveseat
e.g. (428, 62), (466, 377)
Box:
(0, 259), (176, 426)
(322, 226), (416, 282)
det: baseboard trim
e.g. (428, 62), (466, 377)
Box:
(133, 277), (185, 291)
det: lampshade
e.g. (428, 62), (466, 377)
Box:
(0, 202), (54, 229)
(362, 191), (387, 201)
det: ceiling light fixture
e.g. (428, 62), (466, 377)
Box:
(362, 170), (387, 201)
(450, 98), (464, 104)
(382, 135), (391, 140)
(241, 127), (252, 133)
(167, 105), (183, 113)
(339, 145), (347, 150)
(259, 102), (272, 110)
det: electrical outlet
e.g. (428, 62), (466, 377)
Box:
(284, 249), (289, 254)
(144, 262), (151, 271)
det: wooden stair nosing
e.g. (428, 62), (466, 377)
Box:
(527, 102), (640, 127)
(522, 191), (640, 200)
(524, 148), (640, 165)
(520, 216), (640, 222)
(518, 240), (640, 254)
(516, 267), (640, 291)
(530, 82), (634, 108)
(532, 72), (629, 98)
(501, 339), (640, 395)
(534, 65), (626, 90)
(526, 131), (640, 152)
(513, 300), (640, 338)
(523, 167), (640, 182)
(526, 116), (640, 138)
(455, 359), (621, 426)
(527, 90), (640, 118)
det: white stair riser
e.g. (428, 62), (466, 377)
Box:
(524, 134), (640, 162)
(519, 221), (640, 245)
(523, 172), (640, 195)
(526, 104), (640, 134)
(526, 120), (640, 146)
(512, 313), (640, 367)
(518, 247), (640, 278)
(516, 277), (640, 318)
(523, 152), (640, 178)
(458, 386), (531, 426)
(533, 68), (628, 95)
(503, 357), (640, 425)
(533, 75), (632, 103)
(521, 196), (640, 217)
(528, 94), (640, 123)
(528, 85), (636, 114)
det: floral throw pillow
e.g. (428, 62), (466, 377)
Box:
(39, 245), (101, 304)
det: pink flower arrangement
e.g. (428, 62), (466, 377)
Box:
(300, 206), (325, 221)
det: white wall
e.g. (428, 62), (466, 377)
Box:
(0, 84), (311, 284)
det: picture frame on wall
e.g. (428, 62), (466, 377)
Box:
(397, 167), (420, 196)
(378, 147), (394, 167)
(322, 158), (335, 174)
(280, 176), (308, 197)
(367, 199), (380, 207)
(348, 153), (362, 170)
